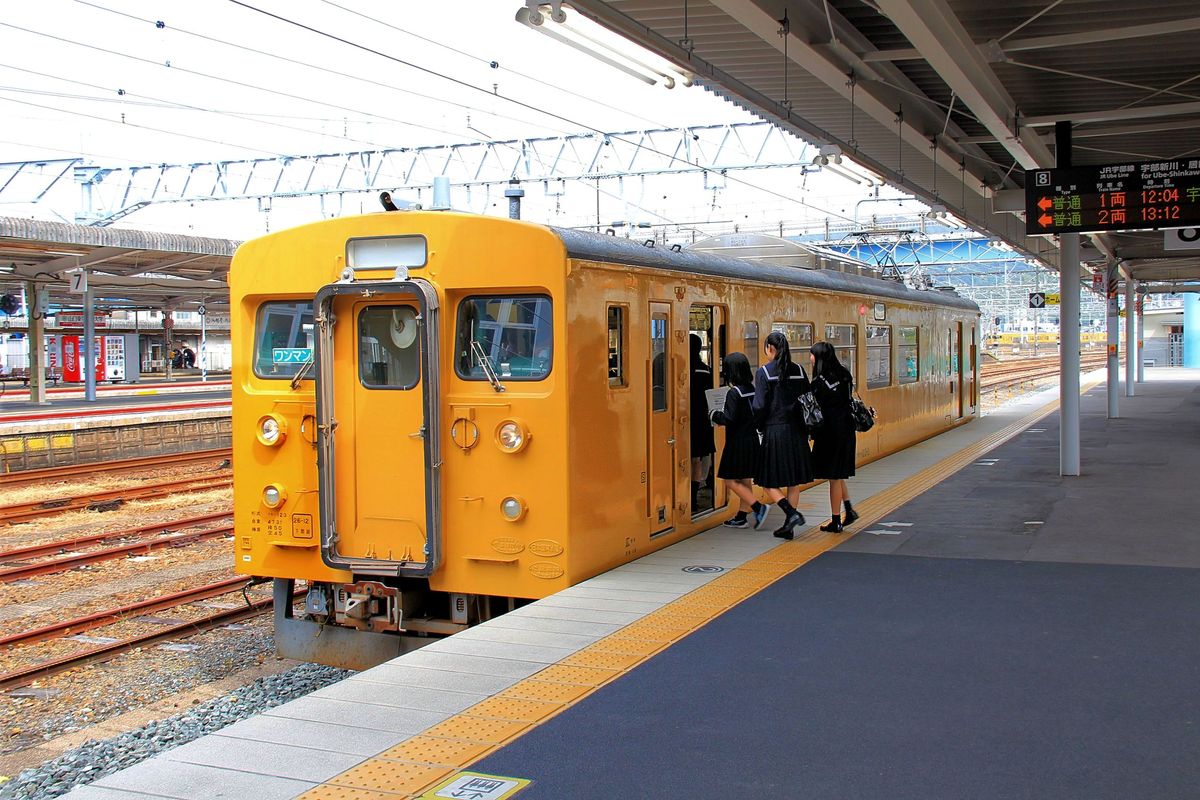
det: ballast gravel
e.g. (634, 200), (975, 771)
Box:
(0, 662), (351, 800)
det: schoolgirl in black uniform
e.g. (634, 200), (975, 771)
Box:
(709, 352), (768, 529)
(752, 330), (813, 539)
(809, 341), (860, 533)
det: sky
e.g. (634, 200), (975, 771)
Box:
(0, 0), (918, 240)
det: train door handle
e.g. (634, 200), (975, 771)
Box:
(667, 438), (676, 446)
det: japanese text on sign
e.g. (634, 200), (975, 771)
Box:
(1025, 159), (1200, 235)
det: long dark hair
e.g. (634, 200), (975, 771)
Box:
(810, 341), (852, 385)
(721, 351), (753, 388)
(764, 330), (792, 372)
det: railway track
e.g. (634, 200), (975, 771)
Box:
(980, 353), (1113, 395)
(0, 448), (232, 488)
(0, 475), (232, 526)
(0, 584), (294, 693)
(0, 522), (234, 583)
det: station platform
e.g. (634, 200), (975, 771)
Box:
(0, 384), (231, 472)
(62, 369), (1200, 800)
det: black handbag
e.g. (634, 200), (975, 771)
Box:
(849, 393), (876, 432)
(795, 391), (824, 430)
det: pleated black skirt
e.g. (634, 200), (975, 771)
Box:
(811, 423), (856, 479)
(755, 424), (813, 489)
(717, 430), (761, 480)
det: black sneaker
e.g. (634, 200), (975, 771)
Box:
(752, 504), (769, 530)
(723, 517), (749, 528)
(843, 507), (860, 525)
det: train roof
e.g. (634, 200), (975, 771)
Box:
(552, 226), (979, 313)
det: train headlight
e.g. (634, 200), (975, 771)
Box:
(500, 496), (527, 522)
(496, 419), (530, 453)
(257, 414), (287, 446)
(262, 483), (287, 508)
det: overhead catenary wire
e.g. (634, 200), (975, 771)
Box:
(311, 0), (674, 131)
(222, 0), (862, 225)
(72, 1), (585, 140)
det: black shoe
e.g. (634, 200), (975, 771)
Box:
(820, 520), (844, 533)
(772, 511), (804, 540)
(723, 517), (749, 529)
(843, 507), (860, 526)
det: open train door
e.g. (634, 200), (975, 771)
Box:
(313, 273), (443, 580)
(648, 302), (676, 534)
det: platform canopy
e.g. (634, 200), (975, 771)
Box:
(0, 217), (237, 312)
(564, 0), (1200, 291)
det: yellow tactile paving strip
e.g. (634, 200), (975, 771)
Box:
(305, 384), (1097, 799)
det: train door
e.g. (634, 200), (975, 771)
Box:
(688, 305), (724, 517)
(313, 278), (442, 579)
(953, 322), (964, 419)
(967, 325), (978, 414)
(333, 299), (427, 563)
(648, 303), (675, 534)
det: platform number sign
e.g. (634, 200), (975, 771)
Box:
(69, 271), (87, 294)
(1029, 292), (1046, 309)
(420, 771), (531, 799)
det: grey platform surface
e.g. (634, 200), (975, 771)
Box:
(838, 368), (1200, 567)
(60, 369), (1200, 799)
(470, 369), (1200, 799)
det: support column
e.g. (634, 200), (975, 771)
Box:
(1057, 121), (1080, 476)
(200, 304), (208, 383)
(83, 278), (96, 402)
(25, 281), (47, 405)
(1060, 234), (1082, 475)
(1105, 259), (1119, 418)
(1124, 279), (1136, 396)
(1136, 293), (1145, 383)
(1186, 293), (1200, 368)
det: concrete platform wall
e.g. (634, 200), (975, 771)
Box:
(0, 411), (231, 472)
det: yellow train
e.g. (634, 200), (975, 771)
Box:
(985, 331), (1106, 348)
(231, 210), (980, 668)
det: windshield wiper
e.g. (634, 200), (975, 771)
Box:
(470, 340), (506, 393)
(290, 356), (315, 391)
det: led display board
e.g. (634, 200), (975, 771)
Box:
(1025, 160), (1200, 235)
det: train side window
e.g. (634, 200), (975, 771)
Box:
(744, 321), (760, 368)
(898, 326), (919, 384)
(772, 322), (813, 354)
(253, 301), (315, 379)
(358, 306), (420, 390)
(455, 296), (553, 381)
(608, 305), (627, 388)
(824, 324), (857, 383)
(651, 314), (668, 411)
(866, 325), (891, 389)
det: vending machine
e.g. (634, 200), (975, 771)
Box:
(61, 335), (116, 382)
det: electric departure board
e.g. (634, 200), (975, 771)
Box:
(1025, 160), (1200, 235)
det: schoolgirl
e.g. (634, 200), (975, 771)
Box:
(709, 352), (767, 529)
(752, 330), (813, 539)
(809, 341), (860, 532)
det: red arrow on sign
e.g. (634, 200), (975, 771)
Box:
(1037, 197), (1053, 211)
(1038, 213), (1054, 227)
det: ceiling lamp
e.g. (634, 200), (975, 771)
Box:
(516, 2), (694, 89)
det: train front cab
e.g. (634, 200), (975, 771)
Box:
(235, 216), (580, 669)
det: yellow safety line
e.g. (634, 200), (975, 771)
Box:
(304, 383), (1097, 799)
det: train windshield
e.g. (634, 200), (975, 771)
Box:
(254, 301), (315, 379)
(456, 296), (553, 381)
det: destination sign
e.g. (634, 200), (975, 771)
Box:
(1025, 159), (1200, 235)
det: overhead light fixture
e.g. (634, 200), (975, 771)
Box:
(516, 2), (693, 89)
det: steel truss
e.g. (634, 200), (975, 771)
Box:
(0, 122), (813, 226)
